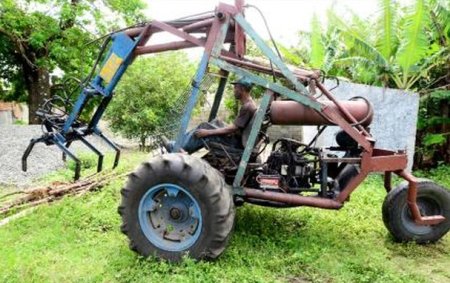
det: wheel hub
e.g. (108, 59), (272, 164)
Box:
(170, 207), (182, 220)
(138, 183), (202, 252)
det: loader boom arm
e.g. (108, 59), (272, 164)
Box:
(22, 1), (324, 180)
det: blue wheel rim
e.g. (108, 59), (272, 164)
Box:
(138, 183), (202, 252)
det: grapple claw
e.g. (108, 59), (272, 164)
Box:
(54, 142), (81, 181)
(78, 135), (104, 173)
(22, 32), (138, 181)
(22, 138), (38, 172)
(94, 130), (121, 169)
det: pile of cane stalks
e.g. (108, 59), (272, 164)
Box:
(0, 171), (127, 227)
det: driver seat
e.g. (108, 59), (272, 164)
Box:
(204, 112), (270, 168)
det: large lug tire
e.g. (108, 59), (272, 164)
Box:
(382, 180), (450, 243)
(118, 153), (235, 261)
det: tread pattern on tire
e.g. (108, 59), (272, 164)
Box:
(118, 153), (235, 261)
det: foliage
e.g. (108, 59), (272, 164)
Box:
(0, 0), (146, 122)
(12, 119), (26, 125)
(0, 157), (449, 282)
(416, 90), (450, 166)
(309, 14), (325, 69)
(105, 53), (195, 149)
(286, 0), (448, 91)
(326, 0), (446, 89)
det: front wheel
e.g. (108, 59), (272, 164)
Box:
(382, 180), (450, 243)
(118, 153), (235, 261)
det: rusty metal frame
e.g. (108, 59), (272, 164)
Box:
(126, 1), (442, 226)
(29, 0), (442, 227)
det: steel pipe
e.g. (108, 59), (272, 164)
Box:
(219, 55), (315, 82)
(270, 99), (373, 126)
(244, 188), (343, 209)
(134, 38), (206, 55)
(182, 18), (215, 33)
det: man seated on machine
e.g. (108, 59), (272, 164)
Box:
(165, 77), (257, 154)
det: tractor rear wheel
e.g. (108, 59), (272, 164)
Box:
(118, 153), (235, 261)
(382, 180), (450, 243)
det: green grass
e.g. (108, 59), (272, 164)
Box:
(0, 155), (449, 283)
(36, 151), (149, 185)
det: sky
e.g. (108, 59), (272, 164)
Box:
(143, 0), (412, 47)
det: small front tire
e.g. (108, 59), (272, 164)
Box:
(382, 180), (450, 243)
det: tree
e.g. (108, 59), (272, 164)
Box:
(0, 0), (145, 124)
(105, 53), (195, 149)
(328, 0), (449, 90)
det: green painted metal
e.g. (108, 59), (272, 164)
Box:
(234, 13), (310, 96)
(211, 18), (230, 57)
(210, 58), (322, 111)
(232, 92), (272, 194)
(175, 18), (230, 151)
(174, 54), (210, 152)
(207, 18), (230, 121)
(208, 71), (229, 122)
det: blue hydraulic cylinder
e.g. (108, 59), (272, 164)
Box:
(62, 32), (139, 135)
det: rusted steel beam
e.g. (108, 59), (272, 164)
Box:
(244, 188), (343, 209)
(368, 154), (407, 172)
(125, 16), (214, 37)
(125, 26), (149, 38)
(136, 24), (153, 47)
(322, 157), (362, 164)
(336, 167), (369, 202)
(373, 148), (402, 156)
(151, 20), (205, 47)
(182, 18), (215, 33)
(234, 0), (246, 57)
(218, 55), (314, 82)
(336, 149), (404, 204)
(134, 39), (206, 55)
(245, 56), (320, 79)
(204, 7), (230, 55)
(396, 170), (446, 225)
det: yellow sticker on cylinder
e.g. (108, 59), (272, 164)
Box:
(99, 53), (123, 83)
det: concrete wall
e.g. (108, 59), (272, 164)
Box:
(303, 80), (419, 170)
(267, 125), (302, 141)
(0, 111), (13, 125)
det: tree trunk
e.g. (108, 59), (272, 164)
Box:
(24, 67), (50, 124)
(139, 136), (146, 151)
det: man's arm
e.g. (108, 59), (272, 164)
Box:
(195, 124), (238, 138)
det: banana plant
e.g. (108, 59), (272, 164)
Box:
(329, 0), (448, 90)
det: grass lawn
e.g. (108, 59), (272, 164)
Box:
(0, 151), (449, 282)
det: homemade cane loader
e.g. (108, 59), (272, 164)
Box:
(22, 1), (449, 261)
